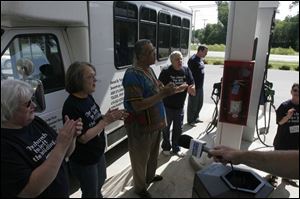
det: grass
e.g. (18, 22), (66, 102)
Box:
(191, 44), (299, 71)
(205, 57), (299, 71)
(191, 44), (298, 56)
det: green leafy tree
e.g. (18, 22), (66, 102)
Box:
(196, 1), (228, 44)
(273, 1), (299, 51)
(215, 1), (229, 28)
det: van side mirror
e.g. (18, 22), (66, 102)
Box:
(16, 58), (34, 78)
(27, 79), (46, 113)
(16, 58), (46, 112)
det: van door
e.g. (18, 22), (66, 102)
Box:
(1, 28), (71, 132)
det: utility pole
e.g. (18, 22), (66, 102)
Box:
(191, 9), (201, 43)
(203, 19), (208, 27)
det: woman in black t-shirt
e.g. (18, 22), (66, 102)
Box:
(1, 79), (82, 198)
(62, 62), (127, 198)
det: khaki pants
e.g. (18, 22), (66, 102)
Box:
(126, 122), (161, 193)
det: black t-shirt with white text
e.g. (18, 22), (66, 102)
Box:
(62, 94), (105, 165)
(273, 100), (299, 150)
(159, 65), (194, 109)
(1, 116), (68, 198)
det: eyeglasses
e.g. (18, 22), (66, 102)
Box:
(85, 75), (97, 81)
(292, 89), (299, 92)
(25, 95), (36, 108)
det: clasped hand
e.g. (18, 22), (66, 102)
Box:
(103, 108), (129, 124)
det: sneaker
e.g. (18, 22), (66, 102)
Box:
(162, 150), (172, 156)
(172, 151), (185, 157)
(264, 174), (278, 187)
(195, 119), (203, 123)
(188, 122), (196, 127)
(137, 190), (152, 198)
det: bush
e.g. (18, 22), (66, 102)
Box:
(279, 65), (290, 70)
(270, 47), (296, 55)
(207, 44), (226, 51)
(295, 66), (299, 71)
(267, 64), (273, 69)
(213, 61), (223, 65)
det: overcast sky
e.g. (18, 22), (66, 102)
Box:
(173, 1), (298, 30)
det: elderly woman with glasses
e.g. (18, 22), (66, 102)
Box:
(1, 79), (82, 198)
(62, 61), (128, 198)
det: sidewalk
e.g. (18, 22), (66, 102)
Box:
(71, 103), (299, 198)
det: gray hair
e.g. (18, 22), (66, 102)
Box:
(1, 79), (34, 123)
(134, 39), (152, 61)
(65, 61), (95, 93)
(169, 51), (183, 63)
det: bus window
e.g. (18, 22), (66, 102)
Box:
(1, 34), (65, 94)
(139, 7), (157, 48)
(114, 2), (138, 69)
(171, 15), (181, 52)
(158, 12), (171, 60)
(181, 18), (190, 56)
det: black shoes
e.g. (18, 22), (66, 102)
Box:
(137, 190), (152, 198)
(188, 122), (196, 127)
(150, 175), (163, 183)
(136, 175), (163, 198)
(195, 119), (203, 123)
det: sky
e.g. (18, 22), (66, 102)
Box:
(173, 1), (299, 30)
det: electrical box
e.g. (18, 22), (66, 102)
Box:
(219, 60), (254, 125)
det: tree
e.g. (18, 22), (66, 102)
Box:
(215, 1), (229, 28)
(272, 1), (299, 51)
(195, 1), (228, 44)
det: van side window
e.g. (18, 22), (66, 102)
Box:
(158, 12), (171, 60)
(1, 34), (64, 94)
(114, 2), (138, 69)
(139, 7), (157, 48)
(171, 15), (181, 52)
(181, 19), (190, 56)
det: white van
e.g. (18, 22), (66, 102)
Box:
(1, 1), (192, 151)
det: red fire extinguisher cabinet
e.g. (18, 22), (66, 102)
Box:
(219, 60), (254, 125)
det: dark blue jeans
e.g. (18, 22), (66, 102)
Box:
(161, 107), (184, 152)
(187, 87), (203, 123)
(69, 155), (107, 198)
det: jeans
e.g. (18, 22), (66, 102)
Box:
(161, 107), (184, 152)
(187, 87), (203, 123)
(69, 155), (107, 198)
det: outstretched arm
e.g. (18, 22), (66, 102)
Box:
(209, 146), (299, 179)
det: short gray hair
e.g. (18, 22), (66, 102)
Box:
(65, 61), (95, 93)
(1, 79), (34, 123)
(169, 51), (183, 63)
